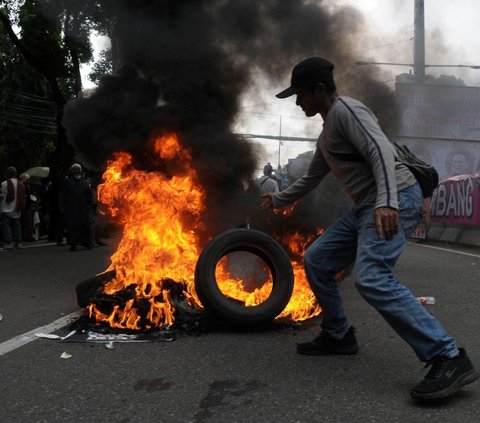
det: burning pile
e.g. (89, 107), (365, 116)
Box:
(88, 133), (205, 330)
(87, 133), (321, 331)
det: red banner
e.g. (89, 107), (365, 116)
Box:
(431, 173), (480, 225)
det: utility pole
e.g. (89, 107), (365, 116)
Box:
(277, 115), (282, 168)
(414, 0), (425, 82)
(356, 0), (480, 78)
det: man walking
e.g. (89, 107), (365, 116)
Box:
(260, 57), (478, 400)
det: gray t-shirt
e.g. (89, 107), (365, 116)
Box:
(256, 175), (279, 194)
(272, 96), (417, 210)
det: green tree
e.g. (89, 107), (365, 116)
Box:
(0, 0), (113, 177)
(88, 48), (113, 86)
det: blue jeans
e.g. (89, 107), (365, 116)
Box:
(303, 183), (458, 361)
(1, 213), (22, 244)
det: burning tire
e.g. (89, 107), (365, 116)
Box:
(194, 228), (294, 328)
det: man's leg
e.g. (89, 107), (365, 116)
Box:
(354, 183), (478, 398)
(297, 208), (358, 355)
(11, 217), (22, 247)
(354, 186), (457, 361)
(1, 214), (13, 247)
(304, 208), (358, 336)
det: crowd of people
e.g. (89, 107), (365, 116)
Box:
(0, 163), (106, 252)
(253, 162), (296, 196)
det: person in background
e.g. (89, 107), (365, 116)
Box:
(19, 173), (34, 242)
(59, 163), (93, 251)
(87, 175), (107, 247)
(30, 192), (42, 241)
(45, 177), (66, 246)
(0, 166), (25, 251)
(255, 163), (279, 195)
(260, 57), (479, 400)
(281, 163), (295, 190)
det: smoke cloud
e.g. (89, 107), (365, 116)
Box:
(63, 0), (395, 241)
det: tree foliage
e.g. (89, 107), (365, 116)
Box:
(0, 7), (56, 171)
(88, 48), (113, 86)
(0, 0), (114, 177)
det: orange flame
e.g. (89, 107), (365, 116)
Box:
(277, 230), (323, 321)
(89, 133), (322, 330)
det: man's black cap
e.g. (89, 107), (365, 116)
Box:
(276, 57), (335, 98)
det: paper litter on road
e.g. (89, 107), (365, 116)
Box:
(61, 330), (175, 343)
(61, 330), (77, 340)
(60, 352), (72, 359)
(36, 333), (62, 340)
(35, 329), (175, 343)
(35, 330), (77, 340)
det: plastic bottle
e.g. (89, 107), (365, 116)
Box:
(417, 296), (435, 305)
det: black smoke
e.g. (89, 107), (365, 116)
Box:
(62, 0), (395, 243)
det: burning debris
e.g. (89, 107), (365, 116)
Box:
(76, 271), (208, 335)
(61, 1), (394, 333)
(83, 134), (205, 331)
(74, 135), (321, 332)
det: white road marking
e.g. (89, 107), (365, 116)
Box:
(0, 310), (84, 357)
(23, 242), (56, 249)
(409, 242), (480, 258)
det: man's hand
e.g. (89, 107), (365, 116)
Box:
(374, 207), (399, 240)
(258, 193), (274, 211)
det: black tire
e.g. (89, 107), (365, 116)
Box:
(194, 228), (294, 327)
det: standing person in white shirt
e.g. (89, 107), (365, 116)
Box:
(256, 163), (279, 195)
(0, 166), (25, 251)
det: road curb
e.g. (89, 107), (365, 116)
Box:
(428, 223), (480, 248)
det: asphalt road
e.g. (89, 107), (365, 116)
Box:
(1, 237), (480, 423)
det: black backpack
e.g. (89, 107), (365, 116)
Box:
(327, 143), (439, 198)
(392, 143), (439, 198)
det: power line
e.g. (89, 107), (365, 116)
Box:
(237, 133), (316, 143)
(0, 89), (57, 135)
(353, 37), (414, 53)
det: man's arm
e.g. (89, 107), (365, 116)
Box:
(259, 147), (330, 210)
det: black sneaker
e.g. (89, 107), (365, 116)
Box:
(411, 347), (480, 400)
(297, 326), (359, 355)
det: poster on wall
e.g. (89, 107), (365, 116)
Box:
(430, 173), (480, 225)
